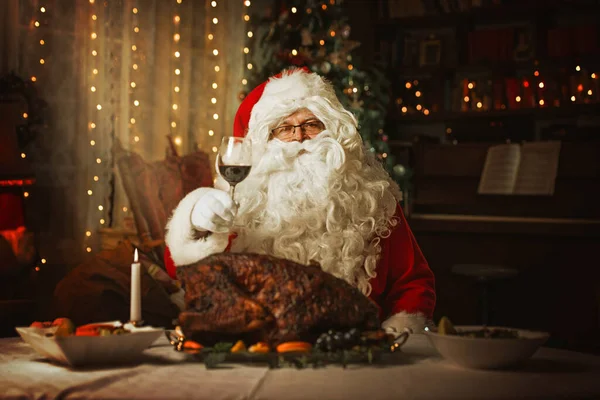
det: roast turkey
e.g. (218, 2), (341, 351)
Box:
(176, 253), (380, 346)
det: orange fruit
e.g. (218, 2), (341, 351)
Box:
(52, 318), (75, 336)
(231, 340), (246, 353)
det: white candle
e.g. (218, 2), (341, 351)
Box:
(130, 248), (142, 322)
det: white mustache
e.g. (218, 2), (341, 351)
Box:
(255, 131), (346, 175)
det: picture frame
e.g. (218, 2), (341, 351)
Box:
(419, 39), (442, 66)
(513, 26), (535, 62)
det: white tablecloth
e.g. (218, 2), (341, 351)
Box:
(1, 334), (599, 400)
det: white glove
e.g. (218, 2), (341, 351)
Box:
(382, 312), (427, 336)
(190, 188), (237, 234)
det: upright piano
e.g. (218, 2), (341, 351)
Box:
(408, 141), (600, 353)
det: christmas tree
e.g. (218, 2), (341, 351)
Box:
(243, 0), (406, 183)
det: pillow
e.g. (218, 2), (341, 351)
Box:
(52, 241), (180, 327)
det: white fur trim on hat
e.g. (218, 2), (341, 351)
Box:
(382, 311), (428, 334)
(165, 187), (229, 266)
(248, 69), (341, 133)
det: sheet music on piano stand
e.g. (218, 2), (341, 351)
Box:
(478, 141), (561, 196)
(513, 141), (562, 195)
(477, 143), (521, 195)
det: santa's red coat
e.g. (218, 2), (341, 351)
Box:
(164, 205), (435, 321)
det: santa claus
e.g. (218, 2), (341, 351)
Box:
(164, 67), (435, 335)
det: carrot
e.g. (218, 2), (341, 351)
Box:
(183, 340), (204, 353)
(75, 323), (115, 336)
(75, 330), (101, 337)
(276, 341), (312, 353)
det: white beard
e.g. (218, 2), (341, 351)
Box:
(232, 131), (400, 296)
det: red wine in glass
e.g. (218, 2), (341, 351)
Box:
(218, 165), (251, 185)
(216, 136), (253, 203)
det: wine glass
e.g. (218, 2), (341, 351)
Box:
(216, 136), (252, 204)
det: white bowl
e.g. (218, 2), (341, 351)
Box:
(16, 321), (164, 367)
(425, 325), (550, 370)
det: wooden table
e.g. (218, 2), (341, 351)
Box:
(1, 334), (599, 399)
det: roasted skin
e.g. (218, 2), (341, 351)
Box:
(176, 253), (380, 346)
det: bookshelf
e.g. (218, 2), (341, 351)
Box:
(370, 0), (600, 144)
(389, 102), (600, 123)
(376, 1), (600, 30)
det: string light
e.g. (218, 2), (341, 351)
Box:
(171, 0), (183, 147)
(241, 0), (252, 93)
(130, 3), (141, 146)
(207, 1), (223, 154)
(85, 0), (101, 255)
(27, 2), (50, 265)
(26, 4), (50, 162)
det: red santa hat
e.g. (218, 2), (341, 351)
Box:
(233, 66), (343, 139)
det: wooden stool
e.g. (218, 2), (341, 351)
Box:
(452, 264), (519, 326)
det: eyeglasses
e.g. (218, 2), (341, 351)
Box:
(270, 120), (325, 141)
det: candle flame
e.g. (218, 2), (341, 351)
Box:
(134, 248), (139, 263)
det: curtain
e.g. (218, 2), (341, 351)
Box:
(0, 0), (250, 266)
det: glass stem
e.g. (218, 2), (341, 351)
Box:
(229, 184), (238, 227)
(229, 184), (240, 210)
(229, 184), (236, 201)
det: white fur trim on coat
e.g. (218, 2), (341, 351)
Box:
(382, 311), (427, 335)
(165, 187), (229, 266)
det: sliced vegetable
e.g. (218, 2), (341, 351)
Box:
(438, 316), (457, 335)
(248, 342), (270, 353)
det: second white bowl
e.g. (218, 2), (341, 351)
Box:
(425, 325), (550, 370)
